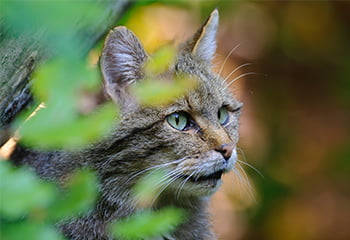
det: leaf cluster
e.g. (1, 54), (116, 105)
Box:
(0, 161), (98, 240)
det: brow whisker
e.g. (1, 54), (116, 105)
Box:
(223, 62), (252, 83)
(225, 72), (259, 89)
(217, 43), (241, 78)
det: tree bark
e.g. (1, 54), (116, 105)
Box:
(0, 0), (133, 146)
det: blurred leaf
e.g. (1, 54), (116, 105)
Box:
(3, 0), (102, 33)
(3, 1), (104, 32)
(18, 103), (118, 150)
(3, 0), (105, 56)
(48, 169), (98, 220)
(133, 170), (167, 207)
(32, 58), (100, 103)
(144, 45), (176, 76)
(131, 74), (197, 106)
(0, 161), (57, 219)
(110, 207), (185, 240)
(1, 221), (64, 240)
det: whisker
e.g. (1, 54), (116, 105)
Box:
(233, 165), (251, 190)
(232, 163), (256, 202)
(223, 62), (252, 83)
(231, 168), (245, 197)
(237, 160), (264, 178)
(225, 72), (259, 89)
(153, 179), (173, 203)
(217, 44), (241, 78)
(151, 170), (182, 205)
(237, 164), (254, 197)
(123, 158), (185, 186)
(175, 170), (197, 200)
(157, 168), (182, 187)
(237, 148), (264, 178)
(133, 168), (181, 206)
(225, 118), (237, 126)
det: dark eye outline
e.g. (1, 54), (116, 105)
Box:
(218, 107), (230, 125)
(166, 112), (194, 131)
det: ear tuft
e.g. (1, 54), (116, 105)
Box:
(100, 26), (147, 109)
(186, 9), (219, 63)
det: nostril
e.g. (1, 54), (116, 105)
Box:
(215, 143), (234, 161)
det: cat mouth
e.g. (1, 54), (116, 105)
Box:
(180, 170), (223, 185)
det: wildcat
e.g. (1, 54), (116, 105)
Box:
(11, 9), (243, 240)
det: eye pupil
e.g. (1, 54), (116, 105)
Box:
(175, 115), (180, 125)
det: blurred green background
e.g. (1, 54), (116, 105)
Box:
(1, 0), (350, 240)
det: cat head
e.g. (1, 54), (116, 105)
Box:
(100, 10), (242, 198)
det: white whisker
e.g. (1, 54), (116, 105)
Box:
(225, 118), (237, 126)
(151, 169), (182, 205)
(175, 170), (197, 200)
(223, 62), (252, 83)
(217, 44), (241, 78)
(237, 148), (264, 178)
(123, 158), (185, 186)
(157, 168), (182, 186)
(237, 160), (264, 178)
(232, 168), (245, 197)
(133, 168), (181, 206)
(225, 72), (259, 89)
(233, 163), (256, 202)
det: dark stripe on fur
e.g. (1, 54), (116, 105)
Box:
(106, 120), (163, 153)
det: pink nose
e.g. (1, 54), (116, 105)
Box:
(215, 143), (234, 161)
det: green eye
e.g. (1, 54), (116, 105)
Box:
(218, 107), (229, 125)
(167, 112), (189, 131)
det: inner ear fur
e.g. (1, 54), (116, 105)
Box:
(100, 26), (147, 110)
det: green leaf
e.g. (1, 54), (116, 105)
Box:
(144, 45), (176, 76)
(3, 1), (106, 60)
(1, 221), (64, 240)
(110, 207), (186, 240)
(18, 103), (118, 150)
(133, 46), (197, 106)
(132, 170), (167, 207)
(48, 169), (98, 220)
(14, 54), (118, 150)
(0, 161), (57, 219)
(131, 74), (197, 106)
(32, 58), (100, 103)
(3, 1), (102, 31)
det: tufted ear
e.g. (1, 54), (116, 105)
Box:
(184, 9), (219, 63)
(100, 26), (147, 110)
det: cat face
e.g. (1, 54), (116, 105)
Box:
(100, 10), (242, 197)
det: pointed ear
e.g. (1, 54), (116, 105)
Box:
(100, 26), (147, 110)
(184, 9), (219, 63)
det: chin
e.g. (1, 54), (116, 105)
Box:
(169, 177), (223, 198)
(190, 178), (223, 196)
